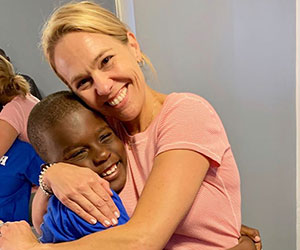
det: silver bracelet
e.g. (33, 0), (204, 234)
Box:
(39, 163), (54, 196)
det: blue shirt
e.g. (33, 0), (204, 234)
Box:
(0, 139), (42, 222)
(40, 190), (130, 243)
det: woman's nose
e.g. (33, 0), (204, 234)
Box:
(94, 74), (113, 96)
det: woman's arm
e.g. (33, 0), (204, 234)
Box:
(0, 149), (210, 250)
(0, 120), (18, 157)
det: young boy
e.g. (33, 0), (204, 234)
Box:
(27, 91), (129, 243)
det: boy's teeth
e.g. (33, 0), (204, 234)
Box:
(108, 87), (127, 106)
(101, 164), (118, 177)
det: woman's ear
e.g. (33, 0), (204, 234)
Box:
(126, 32), (142, 61)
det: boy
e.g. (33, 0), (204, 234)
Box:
(27, 91), (129, 243)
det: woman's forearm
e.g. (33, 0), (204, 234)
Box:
(36, 149), (209, 250)
(34, 223), (144, 250)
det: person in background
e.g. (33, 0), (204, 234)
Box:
(0, 55), (40, 158)
(0, 49), (42, 100)
(0, 54), (41, 224)
(0, 1), (261, 250)
(0, 139), (42, 222)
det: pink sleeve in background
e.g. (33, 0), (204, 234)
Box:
(0, 94), (39, 143)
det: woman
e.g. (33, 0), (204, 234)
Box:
(0, 1), (261, 250)
(0, 55), (39, 157)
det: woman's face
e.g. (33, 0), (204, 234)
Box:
(53, 32), (146, 122)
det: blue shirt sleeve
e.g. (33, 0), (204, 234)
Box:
(40, 190), (129, 243)
(23, 148), (44, 186)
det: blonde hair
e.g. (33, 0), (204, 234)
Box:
(0, 55), (30, 98)
(42, 1), (154, 74)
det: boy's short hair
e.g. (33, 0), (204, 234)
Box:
(28, 91), (99, 162)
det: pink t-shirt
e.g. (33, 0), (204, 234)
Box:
(0, 94), (39, 143)
(111, 93), (241, 250)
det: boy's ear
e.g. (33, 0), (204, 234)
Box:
(126, 32), (142, 61)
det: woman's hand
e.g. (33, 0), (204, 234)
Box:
(0, 220), (40, 250)
(43, 162), (120, 226)
(240, 224), (262, 250)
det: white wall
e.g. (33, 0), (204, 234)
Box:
(133, 0), (296, 249)
(0, 0), (116, 97)
(297, 0), (300, 248)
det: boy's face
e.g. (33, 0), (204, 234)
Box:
(44, 107), (127, 193)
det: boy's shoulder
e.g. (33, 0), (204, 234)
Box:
(40, 191), (129, 243)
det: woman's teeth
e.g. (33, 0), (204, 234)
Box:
(108, 87), (127, 106)
(101, 164), (118, 177)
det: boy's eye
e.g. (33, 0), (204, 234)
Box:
(99, 132), (113, 143)
(101, 56), (113, 67)
(68, 149), (87, 160)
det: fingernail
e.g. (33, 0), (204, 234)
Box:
(104, 220), (111, 226)
(112, 218), (118, 225)
(90, 218), (97, 224)
(114, 211), (120, 218)
(254, 236), (261, 242)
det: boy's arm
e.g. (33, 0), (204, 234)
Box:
(40, 191), (129, 243)
(32, 188), (49, 235)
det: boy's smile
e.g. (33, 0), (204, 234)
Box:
(43, 107), (127, 193)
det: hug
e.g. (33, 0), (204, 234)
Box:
(0, 1), (263, 250)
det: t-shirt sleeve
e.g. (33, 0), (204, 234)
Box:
(40, 191), (129, 243)
(0, 99), (24, 135)
(156, 94), (230, 166)
(24, 148), (44, 186)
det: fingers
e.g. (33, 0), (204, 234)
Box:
(0, 221), (40, 250)
(241, 224), (261, 241)
(58, 188), (119, 227)
(240, 224), (262, 250)
(93, 181), (120, 218)
(81, 188), (118, 226)
(0, 220), (5, 237)
(0, 221), (26, 235)
(101, 181), (113, 196)
(255, 241), (262, 250)
(46, 164), (120, 226)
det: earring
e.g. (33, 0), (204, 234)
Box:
(138, 59), (144, 67)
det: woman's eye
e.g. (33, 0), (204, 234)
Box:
(76, 78), (92, 90)
(101, 56), (113, 67)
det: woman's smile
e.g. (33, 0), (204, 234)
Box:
(53, 32), (147, 125)
(107, 85), (128, 107)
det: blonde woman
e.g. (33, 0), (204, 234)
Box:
(0, 55), (39, 157)
(0, 2), (260, 250)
